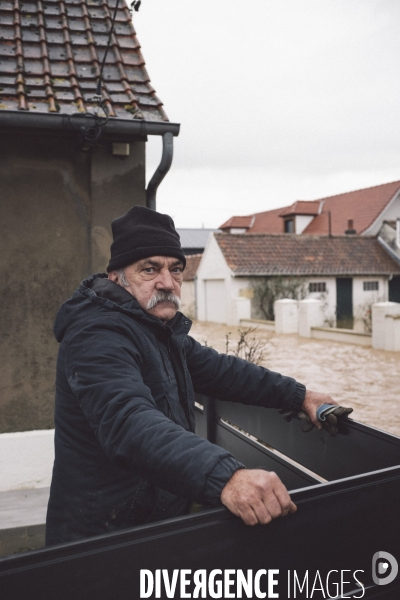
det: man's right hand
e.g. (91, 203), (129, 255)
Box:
(220, 469), (297, 526)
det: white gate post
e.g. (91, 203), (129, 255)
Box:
(298, 299), (324, 338)
(274, 299), (298, 334)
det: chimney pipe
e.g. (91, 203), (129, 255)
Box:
(345, 219), (356, 235)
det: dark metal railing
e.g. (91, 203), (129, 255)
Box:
(1, 395), (399, 599)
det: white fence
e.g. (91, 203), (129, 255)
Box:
(242, 299), (400, 351)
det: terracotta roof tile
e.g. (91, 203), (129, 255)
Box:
(219, 216), (254, 230)
(279, 200), (321, 217)
(214, 232), (400, 276)
(303, 180), (400, 235)
(247, 207), (285, 234)
(183, 254), (202, 281)
(0, 0), (167, 121)
(219, 209), (285, 233)
(220, 180), (400, 237)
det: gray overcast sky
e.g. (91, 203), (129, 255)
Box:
(131, 0), (400, 228)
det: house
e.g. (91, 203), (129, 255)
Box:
(196, 232), (400, 329)
(220, 180), (400, 236)
(0, 0), (177, 431)
(176, 230), (215, 319)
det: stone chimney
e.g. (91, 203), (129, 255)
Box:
(345, 219), (356, 235)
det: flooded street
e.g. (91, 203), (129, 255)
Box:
(190, 321), (400, 437)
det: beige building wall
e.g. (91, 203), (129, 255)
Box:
(0, 131), (146, 432)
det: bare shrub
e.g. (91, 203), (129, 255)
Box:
(251, 276), (307, 321)
(224, 327), (266, 366)
(319, 290), (335, 327)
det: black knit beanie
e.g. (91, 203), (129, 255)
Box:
(107, 206), (186, 272)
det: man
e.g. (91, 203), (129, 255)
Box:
(46, 206), (338, 546)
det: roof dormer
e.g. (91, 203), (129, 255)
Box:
(219, 216), (255, 234)
(279, 201), (321, 234)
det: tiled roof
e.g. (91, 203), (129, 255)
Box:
(279, 200), (321, 217)
(183, 254), (202, 281)
(219, 180), (400, 236)
(303, 180), (400, 235)
(0, 0), (167, 121)
(219, 216), (254, 230)
(214, 232), (400, 276)
(219, 208), (284, 234)
(177, 229), (215, 251)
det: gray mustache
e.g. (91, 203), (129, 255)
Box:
(147, 292), (181, 310)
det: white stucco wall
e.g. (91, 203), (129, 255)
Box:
(196, 234), (232, 323)
(295, 215), (314, 234)
(352, 277), (388, 331)
(298, 299), (324, 337)
(372, 301), (400, 349)
(0, 429), (54, 491)
(305, 277), (336, 325)
(181, 280), (196, 319)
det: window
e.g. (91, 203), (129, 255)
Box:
(363, 281), (379, 291)
(309, 282), (326, 293)
(284, 219), (294, 233)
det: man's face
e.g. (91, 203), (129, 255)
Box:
(108, 256), (184, 322)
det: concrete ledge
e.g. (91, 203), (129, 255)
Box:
(0, 429), (54, 492)
(0, 487), (49, 557)
(240, 318), (275, 331)
(0, 524), (45, 557)
(311, 327), (372, 346)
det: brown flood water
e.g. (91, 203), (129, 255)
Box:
(190, 321), (400, 438)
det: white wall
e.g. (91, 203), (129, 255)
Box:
(196, 236), (254, 325)
(181, 280), (196, 319)
(295, 215), (314, 234)
(0, 429), (54, 492)
(196, 234), (232, 322)
(305, 277), (336, 325)
(353, 277), (388, 332)
(204, 279), (228, 322)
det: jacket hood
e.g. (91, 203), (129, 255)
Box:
(54, 273), (191, 343)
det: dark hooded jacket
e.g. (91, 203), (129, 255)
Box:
(46, 274), (306, 545)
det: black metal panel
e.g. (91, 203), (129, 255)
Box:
(214, 400), (400, 481)
(389, 275), (400, 303)
(214, 419), (320, 488)
(194, 403), (207, 440)
(1, 467), (399, 599)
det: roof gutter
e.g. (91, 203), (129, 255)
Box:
(0, 110), (180, 137)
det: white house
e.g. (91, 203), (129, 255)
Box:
(196, 232), (400, 330)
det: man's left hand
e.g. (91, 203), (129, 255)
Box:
(301, 390), (339, 431)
